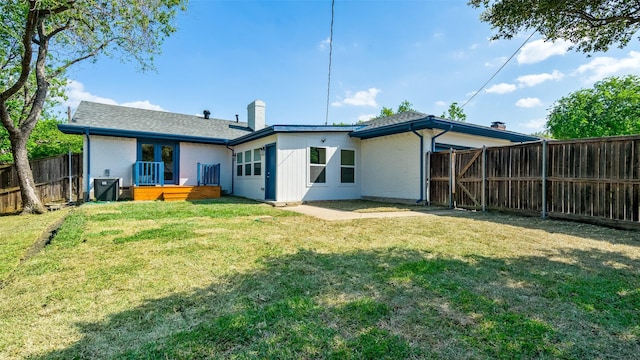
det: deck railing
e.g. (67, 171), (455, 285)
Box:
(133, 161), (164, 186)
(197, 163), (220, 186)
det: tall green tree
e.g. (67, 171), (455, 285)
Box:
(375, 100), (415, 119)
(396, 100), (416, 113)
(546, 75), (640, 139)
(0, 0), (186, 214)
(469, 0), (640, 53)
(441, 102), (467, 122)
(378, 106), (394, 118)
(0, 116), (82, 163)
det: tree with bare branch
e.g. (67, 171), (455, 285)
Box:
(0, 0), (186, 213)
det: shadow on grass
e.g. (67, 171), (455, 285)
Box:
(426, 209), (640, 247)
(302, 199), (640, 247)
(84, 196), (296, 223)
(186, 195), (267, 206)
(304, 200), (439, 213)
(35, 246), (639, 359)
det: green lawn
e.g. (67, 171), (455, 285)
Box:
(1, 197), (639, 359)
(0, 208), (71, 283)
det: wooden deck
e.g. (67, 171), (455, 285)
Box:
(131, 185), (221, 201)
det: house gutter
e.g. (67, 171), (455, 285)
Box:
(225, 142), (235, 195)
(84, 128), (91, 202)
(430, 124), (454, 152)
(411, 124), (424, 204)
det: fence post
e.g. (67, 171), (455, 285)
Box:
(482, 145), (487, 212)
(541, 140), (547, 219)
(449, 148), (454, 208)
(426, 151), (431, 205)
(68, 150), (72, 203)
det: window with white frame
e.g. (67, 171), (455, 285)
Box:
(253, 148), (262, 176)
(244, 150), (252, 176)
(236, 152), (243, 176)
(340, 149), (355, 183)
(309, 147), (326, 184)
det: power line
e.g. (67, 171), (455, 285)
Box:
(324, 0), (335, 126)
(460, 30), (537, 109)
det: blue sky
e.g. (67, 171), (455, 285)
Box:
(62, 0), (640, 134)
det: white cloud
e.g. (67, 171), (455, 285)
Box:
(319, 37), (331, 50)
(515, 97), (543, 108)
(485, 83), (517, 94)
(523, 118), (547, 131)
(332, 88), (380, 107)
(64, 80), (118, 107)
(470, 43), (479, 50)
(574, 51), (640, 83)
(433, 32), (444, 40)
(484, 56), (508, 67)
(358, 114), (376, 122)
(517, 70), (564, 87)
(120, 100), (165, 111)
(435, 100), (447, 107)
(517, 39), (572, 64)
(64, 80), (166, 111)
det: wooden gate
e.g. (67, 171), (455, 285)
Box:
(453, 149), (484, 210)
(428, 145), (544, 212)
(427, 148), (484, 209)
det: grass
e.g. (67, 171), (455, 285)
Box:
(1, 197), (639, 359)
(306, 199), (435, 213)
(0, 208), (71, 282)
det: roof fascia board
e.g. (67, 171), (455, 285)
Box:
(349, 118), (431, 139)
(229, 125), (363, 145)
(352, 117), (539, 143)
(58, 124), (230, 145)
(429, 118), (539, 142)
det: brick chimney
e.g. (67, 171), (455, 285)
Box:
(491, 121), (506, 130)
(247, 100), (265, 131)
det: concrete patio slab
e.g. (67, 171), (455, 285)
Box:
(283, 204), (431, 221)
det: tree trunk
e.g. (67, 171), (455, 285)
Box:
(10, 131), (45, 214)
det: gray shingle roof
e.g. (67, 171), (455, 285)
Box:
(357, 111), (429, 129)
(351, 111), (540, 143)
(67, 101), (252, 140)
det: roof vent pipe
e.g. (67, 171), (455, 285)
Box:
(203, 110), (211, 119)
(235, 114), (239, 122)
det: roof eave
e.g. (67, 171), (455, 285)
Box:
(57, 124), (232, 145)
(429, 118), (540, 142)
(351, 117), (539, 143)
(349, 117), (432, 139)
(229, 125), (363, 145)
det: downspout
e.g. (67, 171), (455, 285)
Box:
(430, 124), (454, 152)
(84, 128), (91, 202)
(225, 142), (235, 195)
(411, 125), (424, 204)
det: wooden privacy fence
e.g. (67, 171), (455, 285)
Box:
(0, 153), (82, 213)
(428, 135), (640, 228)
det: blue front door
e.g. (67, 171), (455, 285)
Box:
(265, 143), (276, 200)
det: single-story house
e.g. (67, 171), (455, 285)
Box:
(58, 100), (538, 204)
